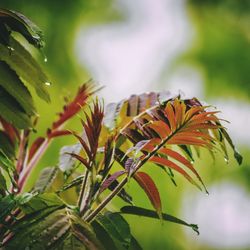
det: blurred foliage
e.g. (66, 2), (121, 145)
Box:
(185, 0), (250, 99)
(0, 1), (249, 249)
(0, 0), (118, 86)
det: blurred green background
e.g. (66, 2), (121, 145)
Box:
(1, 0), (250, 249)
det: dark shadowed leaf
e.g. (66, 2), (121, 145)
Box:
(129, 237), (143, 250)
(93, 212), (131, 249)
(0, 85), (31, 129)
(120, 206), (199, 234)
(0, 8), (44, 48)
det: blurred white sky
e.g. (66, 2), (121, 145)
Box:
(182, 182), (250, 249)
(75, 1), (250, 247)
(76, 0), (193, 102)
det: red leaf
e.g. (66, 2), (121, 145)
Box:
(134, 171), (162, 218)
(0, 116), (20, 143)
(52, 81), (95, 130)
(47, 130), (71, 138)
(68, 153), (90, 170)
(71, 132), (91, 159)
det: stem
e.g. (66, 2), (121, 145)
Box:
(78, 170), (89, 210)
(18, 138), (50, 192)
(85, 118), (189, 222)
(16, 131), (26, 174)
(85, 177), (127, 222)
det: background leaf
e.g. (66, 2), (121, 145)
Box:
(33, 166), (59, 194)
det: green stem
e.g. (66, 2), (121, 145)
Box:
(78, 170), (89, 212)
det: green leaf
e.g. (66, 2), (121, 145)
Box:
(91, 220), (118, 250)
(129, 237), (143, 250)
(0, 150), (17, 188)
(0, 22), (10, 46)
(220, 127), (243, 165)
(33, 166), (59, 194)
(0, 85), (31, 129)
(5, 208), (104, 250)
(0, 36), (50, 102)
(58, 174), (84, 193)
(120, 206), (199, 234)
(94, 212), (131, 250)
(16, 193), (64, 214)
(0, 8), (44, 48)
(0, 170), (7, 191)
(0, 130), (15, 159)
(0, 61), (36, 116)
(0, 194), (16, 224)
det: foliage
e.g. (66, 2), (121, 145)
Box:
(186, 0), (250, 98)
(0, 9), (242, 250)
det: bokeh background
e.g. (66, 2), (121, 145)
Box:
(1, 0), (250, 249)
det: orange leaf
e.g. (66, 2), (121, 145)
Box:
(167, 136), (211, 147)
(164, 102), (176, 131)
(184, 106), (204, 122)
(147, 120), (171, 139)
(182, 123), (219, 131)
(173, 99), (184, 128)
